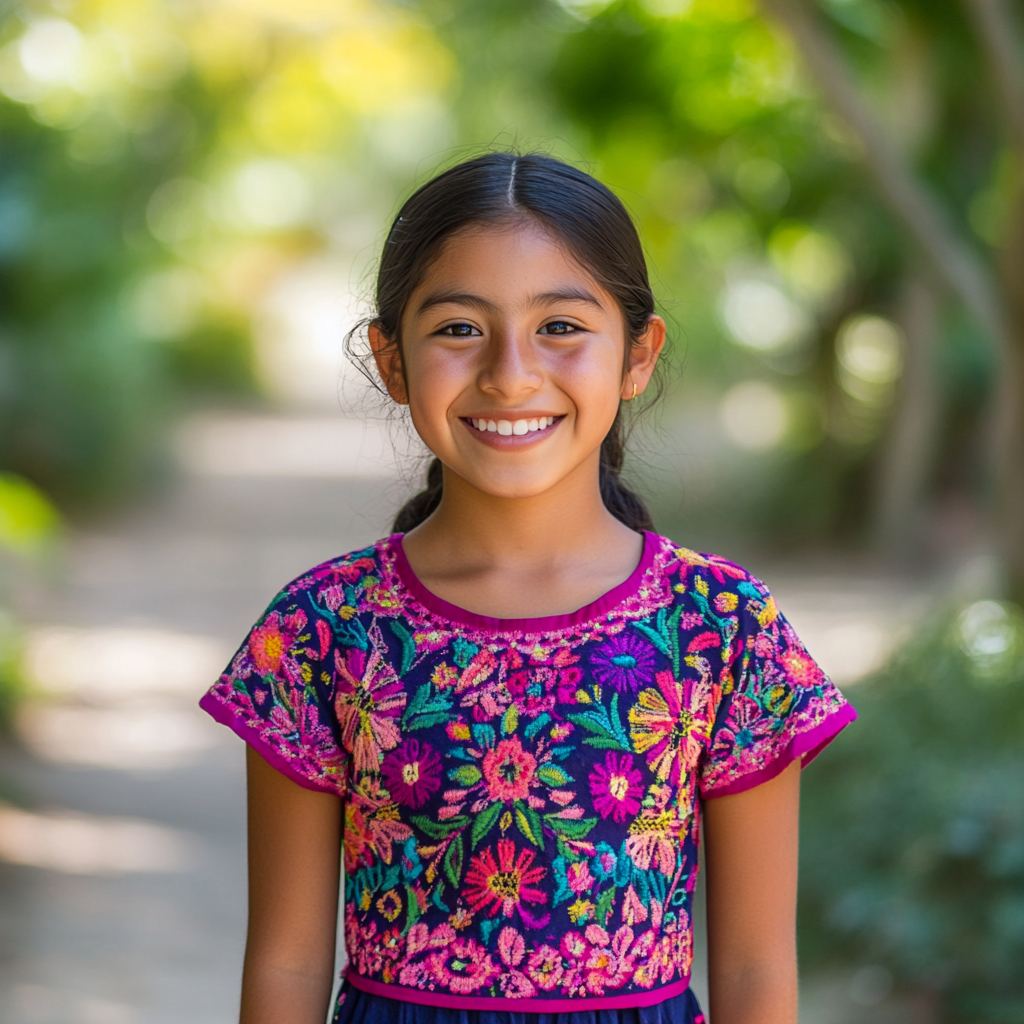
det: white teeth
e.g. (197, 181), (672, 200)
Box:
(470, 416), (557, 434)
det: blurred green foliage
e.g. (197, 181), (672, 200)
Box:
(800, 601), (1024, 1021)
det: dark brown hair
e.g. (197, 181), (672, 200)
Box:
(349, 152), (660, 533)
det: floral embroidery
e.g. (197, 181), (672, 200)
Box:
(202, 533), (854, 1006)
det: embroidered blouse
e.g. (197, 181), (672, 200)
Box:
(200, 531), (855, 1012)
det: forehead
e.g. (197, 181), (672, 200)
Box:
(414, 217), (606, 297)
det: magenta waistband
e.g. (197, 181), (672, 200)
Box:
(344, 969), (692, 1011)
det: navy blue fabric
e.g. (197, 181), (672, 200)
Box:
(331, 980), (705, 1024)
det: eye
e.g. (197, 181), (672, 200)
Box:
(540, 320), (579, 336)
(438, 322), (480, 337)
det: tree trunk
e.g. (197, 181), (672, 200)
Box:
(995, 159), (1024, 603)
(872, 275), (942, 563)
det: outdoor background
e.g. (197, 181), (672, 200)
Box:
(1, 0), (1023, 1021)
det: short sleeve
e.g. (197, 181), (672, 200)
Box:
(199, 585), (348, 796)
(699, 574), (856, 799)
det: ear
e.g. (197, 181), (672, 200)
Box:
(622, 315), (666, 399)
(369, 323), (409, 405)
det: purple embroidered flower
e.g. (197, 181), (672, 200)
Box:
(381, 739), (442, 808)
(589, 751), (643, 823)
(589, 633), (656, 693)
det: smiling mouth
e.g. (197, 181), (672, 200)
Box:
(464, 416), (560, 437)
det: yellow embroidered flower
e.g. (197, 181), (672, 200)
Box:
(568, 898), (595, 924)
(376, 889), (402, 922)
(714, 592), (738, 613)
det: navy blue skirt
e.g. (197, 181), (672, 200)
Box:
(332, 980), (705, 1023)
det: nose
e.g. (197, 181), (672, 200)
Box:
(477, 325), (543, 399)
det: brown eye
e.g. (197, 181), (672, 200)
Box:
(440, 323), (479, 337)
(541, 321), (577, 335)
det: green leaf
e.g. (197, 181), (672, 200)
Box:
(536, 763), (573, 787)
(502, 704), (519, 735)
(411, 815), (468, 840)
(471, 802), (503, 848)
(596, 886), (615, 925)
(407, 711), (452, 731)
(444, 834), (464, 887)
(449, 765), (482, 786)
(405, 884), (421, 928)
(543, 815), (597, 840)
(568, 708), (630, 752)
(515, 803), (542, 848)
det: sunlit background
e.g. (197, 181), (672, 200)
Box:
(1, 0), (1023, 1021)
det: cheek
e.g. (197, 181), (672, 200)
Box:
(556, 343), (626, 415)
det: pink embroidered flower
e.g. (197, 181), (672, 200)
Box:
(526, 943), (564, 991)
(465, 838), (548, 921)
(334, 640), (406, 773)
(496, 926), (537, 997)
(423, 936), (499, 994)
(249, 608), (305, 676)
(566, 860), (596, 894)
(482, 737), (536, 803)
(381, 739), (442, 808)
(626, 809), (681, 876)
(588, 751), (643, 823)
(583, 924), (635, 994)
(779, 646), (824, 688)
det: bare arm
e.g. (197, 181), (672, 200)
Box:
(703, 760), (801, 1024)
(240, 746), (343, 1024)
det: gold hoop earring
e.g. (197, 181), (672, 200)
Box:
(627, 379), (637, 401)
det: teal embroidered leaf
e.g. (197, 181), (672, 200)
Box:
(444, 835), (464, 887)
(390, 619), (416, 675)
(523, 713), (551, 739)
(403, 683), (431, 725)
(405, 884), (421, 928)
(631, 621), (670, 657)
(471, 802), (502, 848)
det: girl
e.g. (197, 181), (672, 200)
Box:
(201, 153), (856, 1024)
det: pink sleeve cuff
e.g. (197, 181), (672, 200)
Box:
(700, 702), (857, 800)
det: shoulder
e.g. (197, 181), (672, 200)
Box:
(266, 538), (392, 611)
(652, 534), (773, 601)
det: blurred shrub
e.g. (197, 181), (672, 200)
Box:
(800, 601), (1024, 1021)
(0, 472), (59, 727)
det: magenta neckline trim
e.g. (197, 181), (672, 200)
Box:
(344, 969), (692, 1011)
(700, 702), (858, 799)
(198, 691), (342, 797)
(390, 530), (657, 633)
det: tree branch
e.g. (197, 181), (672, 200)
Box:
(963, 0), (1024, 148)
(758, 0), (1009, 354)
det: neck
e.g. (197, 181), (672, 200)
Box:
(403, 455), (639, 574)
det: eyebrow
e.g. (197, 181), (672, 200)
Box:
(414, 287), (606, 316)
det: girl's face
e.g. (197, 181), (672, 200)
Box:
(371, 219), (664, 502)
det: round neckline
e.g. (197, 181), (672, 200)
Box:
(389, 530), (657, 633)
